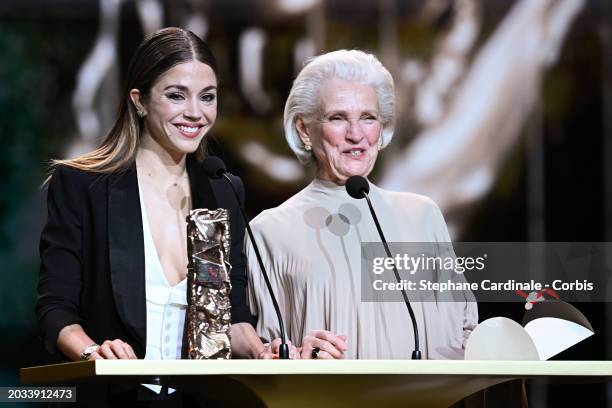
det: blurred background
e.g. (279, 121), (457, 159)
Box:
(1, 0), (610, 406)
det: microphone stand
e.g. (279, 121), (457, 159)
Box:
(362, 190), (422, 360)
(221, 173), (290, 360)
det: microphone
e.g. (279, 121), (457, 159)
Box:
(203, 156), (290, 360)
(345, 175), (370, 200)
(345, 175), (422, 360)
(202, 156), (227, 179)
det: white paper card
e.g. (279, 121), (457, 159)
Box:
(465, 317), (540, 360)
(524, 317), (594, 361)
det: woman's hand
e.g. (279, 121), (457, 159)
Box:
(297, 330), (348, 359)
(258, 338), (299, 359)
(57, 324), (138, 361)
(89, 339), (137, 360)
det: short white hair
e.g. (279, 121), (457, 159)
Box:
(283, 49), (395, 165)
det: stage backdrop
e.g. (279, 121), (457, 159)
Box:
(0, 1), (610, 406)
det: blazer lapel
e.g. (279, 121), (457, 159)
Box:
(187, 154), (218, 210)
(108, 163), (147, 350)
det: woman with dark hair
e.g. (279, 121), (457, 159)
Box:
(37, 27), (274, 372)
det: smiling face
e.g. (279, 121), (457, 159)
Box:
(131, 60), (217, 160)
(297, 78), (382, 185)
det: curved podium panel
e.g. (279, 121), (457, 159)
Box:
(20, 360), (612, 408)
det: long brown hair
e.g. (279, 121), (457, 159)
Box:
(51, 27), (218, 175)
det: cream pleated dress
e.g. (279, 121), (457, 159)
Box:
(246, 179), (478, 359)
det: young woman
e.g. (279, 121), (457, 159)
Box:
(37, 28), (273, 369)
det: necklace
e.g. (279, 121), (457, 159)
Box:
(140, 168), (187, 188)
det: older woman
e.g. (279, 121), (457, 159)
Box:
(246, 50), (478, 359)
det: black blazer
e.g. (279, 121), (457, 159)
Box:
(36, 155), (256, 359)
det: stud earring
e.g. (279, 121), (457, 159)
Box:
(137, 109), (146, 118)
(303, 139), (312, 151)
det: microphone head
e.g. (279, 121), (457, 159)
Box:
(345, 176), (369, 199)
(203, 156), (227, 179)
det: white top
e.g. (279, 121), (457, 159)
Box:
(246, 179), (478, 359)
(138, 185), (187, 393)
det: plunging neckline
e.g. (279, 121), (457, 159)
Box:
(137, 179), (187, 290)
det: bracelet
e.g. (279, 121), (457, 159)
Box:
(80, 344), (100, 361)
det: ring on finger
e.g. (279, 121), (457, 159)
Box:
(311, 347), (320, 359)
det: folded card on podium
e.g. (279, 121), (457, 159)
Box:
(465, 301), (594, 360)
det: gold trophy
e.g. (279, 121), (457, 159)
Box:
(185, 208), (232, 359)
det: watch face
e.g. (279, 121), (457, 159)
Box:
(81, 345), (99, 360)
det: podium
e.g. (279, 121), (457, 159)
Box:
(20, 360), (612, 407)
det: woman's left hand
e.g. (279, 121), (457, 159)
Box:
(259, 338), (300, 359)
(297, 330), (348, 359)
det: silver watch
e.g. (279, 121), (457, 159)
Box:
(80, 344), (99, 361)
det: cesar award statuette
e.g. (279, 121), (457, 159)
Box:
(185, 208), (232, 359)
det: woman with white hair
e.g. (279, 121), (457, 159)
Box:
(246, 50), (478, 359)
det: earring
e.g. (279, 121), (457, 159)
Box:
(137, 109), (146, 118)
(303, 139), (312, 151)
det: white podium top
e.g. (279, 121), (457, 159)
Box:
(21, 359), (612, 383)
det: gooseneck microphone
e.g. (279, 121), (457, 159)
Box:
(345, 176), (422, 360)
(203, 156), (290, 359)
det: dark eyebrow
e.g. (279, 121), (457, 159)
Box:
(163, 85), (217, 92)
